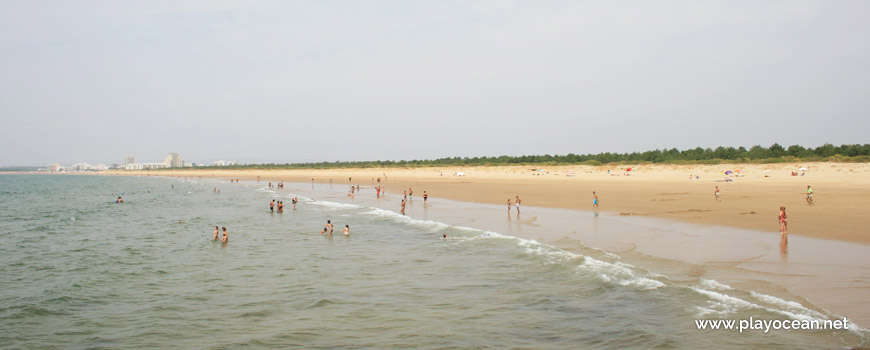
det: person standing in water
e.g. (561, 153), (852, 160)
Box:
(401, 198), (406, 215)
(409, 188), (413, 201)
(342, 225), (349, 236)
(507, 199), (512, 213)
(592, 191), (599, 208)
(221, 227), (228, 243)
(515, 195), (522, 214)
(403, 190), (407, 201)
(321, 220), (334, 235)
(714, 186), (720, 202)
(778, 206), (788, 237)
(292, 197), (298, 210)
(270, 200), (275, 212)
(213, 226), (219, 241)
(423, 191), (428, 204)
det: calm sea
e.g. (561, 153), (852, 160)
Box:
(0, 174), (866, 349)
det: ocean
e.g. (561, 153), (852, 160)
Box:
(0, 174), (866, 349)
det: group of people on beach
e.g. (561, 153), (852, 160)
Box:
(270, 198), (298, 213)
(507, 195), (522, 214)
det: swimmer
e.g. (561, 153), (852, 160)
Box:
(213, 226), (219, 241)
(116, 196), (123, 204)
(221, 227), (228, 243)
(342, 225), (349, 236)
(442, 233), (447, 239)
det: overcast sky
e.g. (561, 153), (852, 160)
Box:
(1, 1), (868, 166)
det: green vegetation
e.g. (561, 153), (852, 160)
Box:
(164, 143), (870, 170)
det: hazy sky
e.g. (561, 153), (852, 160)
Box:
(1, 1), (868, 166)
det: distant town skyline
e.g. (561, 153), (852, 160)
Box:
(2, 1), (869, 166)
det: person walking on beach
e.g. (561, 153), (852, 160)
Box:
(321, 220), (333, 235)
(592, 192), (599, 208)
(515, 195), (522, 214)
(213, 226), (219, 241)
(806, 186), (814, 205)
(342, 225), (350, 236)
(270, 200), (275, 213)
(715, 186), (720, 202)
(401, 198), (406, 215)
(778, 207), (788, 237)
(423, 191), (428, 204)
(221, 227), (228, 243)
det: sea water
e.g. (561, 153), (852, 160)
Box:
(0, 174), (866, 349)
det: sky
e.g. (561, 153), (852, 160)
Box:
(1, 0), (868, 166)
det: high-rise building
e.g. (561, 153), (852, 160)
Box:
(125, 155), (135, 167)
(164, 153), (184, 168)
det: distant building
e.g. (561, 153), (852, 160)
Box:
(212, 160), (237, 166)
(164, 153), (184, 168)
(125, 155), (135, 167)
(48, 164), (60, 172)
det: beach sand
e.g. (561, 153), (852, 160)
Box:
(116, 162), (870, 245)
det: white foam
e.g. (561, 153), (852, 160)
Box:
(255, 188), (277, 195)
(310, 201), (362, 210)
(749, 292), (828, 319)
(699, 279), (734, 291)
(580, 256), (666, 291)
(690, 287), (823, 322)
(360, 208), (452, 231)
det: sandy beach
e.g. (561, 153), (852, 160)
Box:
(115, 162), (870, 245)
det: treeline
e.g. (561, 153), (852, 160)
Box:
(177, 143), (870, 170)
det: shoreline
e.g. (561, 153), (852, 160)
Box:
(108, 162), (870, 245)
(260, 178), (870, 328)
